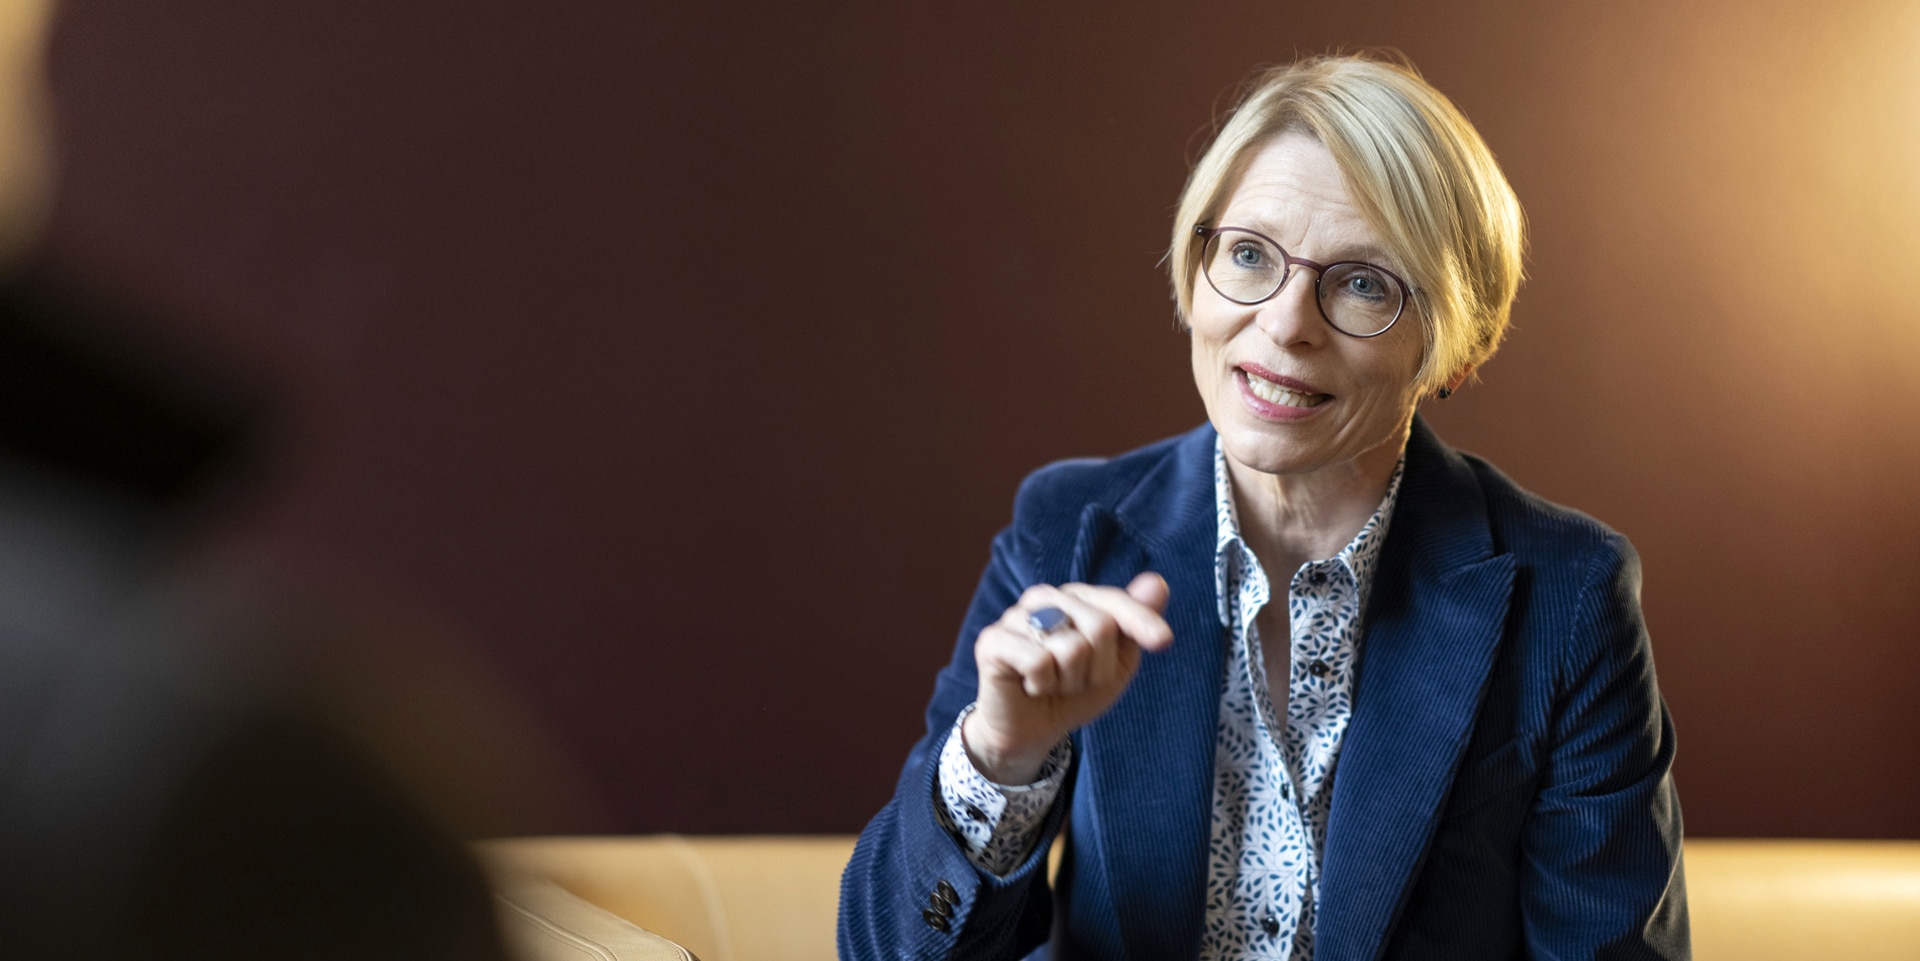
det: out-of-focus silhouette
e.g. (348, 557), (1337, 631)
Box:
(0, 3), (509, 958)
(0, 269), (510, 961)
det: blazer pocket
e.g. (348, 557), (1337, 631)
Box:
(1443, 737), (1539, 820)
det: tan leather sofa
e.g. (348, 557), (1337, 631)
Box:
(479, 836), (1920, 961)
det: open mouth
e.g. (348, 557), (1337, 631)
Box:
(1242, 368), (1329, 408)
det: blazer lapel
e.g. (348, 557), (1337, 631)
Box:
(1314, 418), (1516, 961)
(1064, 426), (1225, 961)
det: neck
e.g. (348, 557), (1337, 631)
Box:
(1227, 421), (1408, 577)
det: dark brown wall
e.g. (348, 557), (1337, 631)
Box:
(41, 0), (1920, 837)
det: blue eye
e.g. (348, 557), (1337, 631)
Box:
(1231, 243), (1267, 269)
(1331, 266), (1390, 302)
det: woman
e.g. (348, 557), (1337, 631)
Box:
(840, 54), (1685, 961)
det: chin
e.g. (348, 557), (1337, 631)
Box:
(1217, 424), (1324, 477)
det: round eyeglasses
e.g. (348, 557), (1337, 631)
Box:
(1195, 224), (1412, 338)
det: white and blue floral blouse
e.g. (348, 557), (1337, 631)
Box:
(935, 436), (1402, 961)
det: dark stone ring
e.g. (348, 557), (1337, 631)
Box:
(1025, 606), (1074, 640)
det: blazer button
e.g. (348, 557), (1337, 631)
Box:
(1260, 914), (1281, 937)
(928, 892), (953, 917)
(922, 908), (951, 932)
(936, 879), (959, 905)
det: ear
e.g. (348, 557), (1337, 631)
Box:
(1434, 365), (1475, 400)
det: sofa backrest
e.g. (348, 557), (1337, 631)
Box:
(482, 836), (1920, 961)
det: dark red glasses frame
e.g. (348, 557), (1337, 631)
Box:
(1194, 223), (1413, 338)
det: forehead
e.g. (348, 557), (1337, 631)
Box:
(1219, 131), (1386, 261)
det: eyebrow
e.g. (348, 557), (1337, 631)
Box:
(1326, 242), (1398, 267)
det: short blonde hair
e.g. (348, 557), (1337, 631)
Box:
(1170, 53), (1525, 394)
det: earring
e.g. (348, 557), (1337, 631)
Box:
(1437, 385), (1453, 400)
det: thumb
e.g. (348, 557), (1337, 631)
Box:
(1126, 571), (1170, 612)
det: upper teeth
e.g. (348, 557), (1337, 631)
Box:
(1247, 372), (1322, 408)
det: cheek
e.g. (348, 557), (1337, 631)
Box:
(1188, 332), (1218, 401)
(1185, 286), (1244, 353)
(1343, 335), (1425, 420)
(1368, 323), (1427, 398)
(1187, 315), (1237, 398)
(1396, 314), (1432, 381)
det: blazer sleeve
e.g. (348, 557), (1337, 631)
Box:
(1519, 533), (1689, 960)
(837, 526), (1072, 961)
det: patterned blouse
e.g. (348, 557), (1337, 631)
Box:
(934, 437), (1403, 960)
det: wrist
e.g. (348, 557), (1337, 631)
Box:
(961, 708), (1056, 785)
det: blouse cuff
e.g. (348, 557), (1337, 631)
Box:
(932, 703), (1071, 876)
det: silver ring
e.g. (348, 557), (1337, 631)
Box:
(1025, 606), (1073, 641)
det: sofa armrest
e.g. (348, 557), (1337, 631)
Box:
(480, 835), (856, 961)
(494, 875), (697, 961)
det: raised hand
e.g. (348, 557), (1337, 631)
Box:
(962, 572), (1173, 784)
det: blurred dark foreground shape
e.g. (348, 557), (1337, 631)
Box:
(0, 265), (509, 961)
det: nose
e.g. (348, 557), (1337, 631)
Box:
(1253, 267), (1329, 347)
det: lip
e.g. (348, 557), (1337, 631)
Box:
(1237, 363), (1327, 395)
(1235, 363), (1332, 422)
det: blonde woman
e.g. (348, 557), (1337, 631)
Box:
(841, 53), (1685, 961)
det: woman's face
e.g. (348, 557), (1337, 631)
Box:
(1189, 130), (1428, 481)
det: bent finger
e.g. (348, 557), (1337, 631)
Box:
(1126, 572), (1170, 612)
(977, 624), (1060, 697)
(1042, 629), (1096, 696)
(1059, 582), (1173, 652)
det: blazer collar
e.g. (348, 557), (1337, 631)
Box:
(1314, 417), (1516, 961)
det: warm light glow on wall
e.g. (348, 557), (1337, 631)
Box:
(1528, 0), (1920, 492)
(0, 0), (53, 259)
(1652, 2), (1920, 343)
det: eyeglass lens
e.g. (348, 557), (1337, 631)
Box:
(1200, 228), (1402, 337)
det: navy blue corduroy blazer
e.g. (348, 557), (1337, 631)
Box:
(839, 418), (1687, 961)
